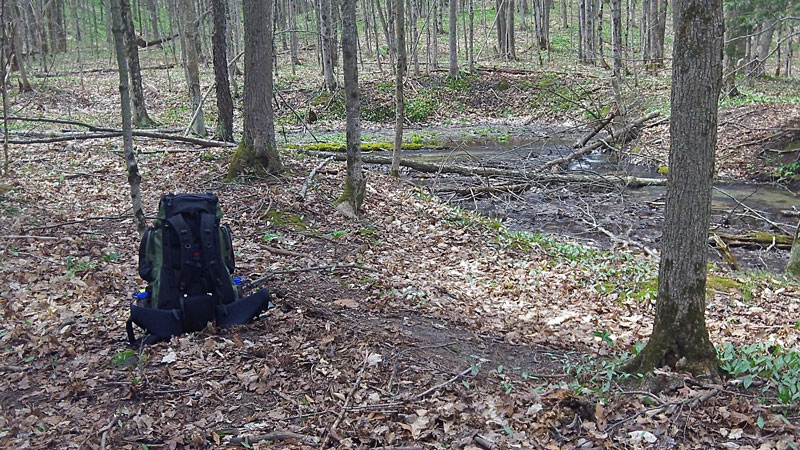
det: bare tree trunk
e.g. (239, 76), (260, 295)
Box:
(623, 0), (723, 383)
(392, 0), (406, 176)
(145, 0), (160, 40)
(2, 0), (10, 176)
(178, 0), (205, 135)
(505, 0), (515, 59)
(211, 0), (233, 142)
(338, 0), (366, 215)
(227, 0), (282, 178)
(319, 0), (337, 90)
(448, 0), (458, 75)
(121, 0), (156, 127)
(110, 0), (147, 236)
(468, 0), (474, 71)
(289, 0), (299, 66)
(610, 0), (622, 77)
(560, 0), (567, 29)
(496, 0), (506, 56)
(754, 18), (777, 78)
(8, 1), (32, 92)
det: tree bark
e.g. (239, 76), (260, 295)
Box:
(623, 0), (723, 383)
(227, 0), (282, 178)
(338, 0), (366, 215)
(121, 0), (156, 128)
(448, 0), (458, 75)
(110, 0), (147, 236)
(8, 1), (32, 92)
(319, 0), (337, 90)
(392, 0), (406, 176)
(211, 0), (233, 142)
(177, 0), (205, 135)
(610, 0), (623, 78)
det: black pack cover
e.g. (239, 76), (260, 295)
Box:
(127, 193), (271, 345)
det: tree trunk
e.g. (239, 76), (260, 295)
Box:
(623, 0), (723, 384)
(8, 1), (33, 92)
(754, 18), (777, 78)
(145, 0), (160, 40)
(318, 0), (336, 90)
(211, 0), (233, 142)
(560, 0), (567, 29)
(610, 0), (622, 78)
(496, 0), (506, 56)
(505, 0), (515, 59)
(227, 0), (282, 178)
(121, 0), (156, 128)
(110, 0), (147, 236)
(392, 0), (406, 176)
(289, 0), (300, 66)
(177, 0), (205, 135)
(448, 0), (458, 75)
(468, 0), (474, 71)
(722, 4), (747, 97)
(338, 0), (366, 215)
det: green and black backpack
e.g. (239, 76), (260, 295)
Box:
(127, 193), (271, 345)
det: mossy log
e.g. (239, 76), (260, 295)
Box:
(710, 231), (793, 249)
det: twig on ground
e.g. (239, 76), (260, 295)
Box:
(0, 235), (60, 240)
(99, 415), (118, 450)
(320, 348), (370, 448)
(410, 362), (481, 401)
(474, 435), (499, 450)
(248, 263), (377, 287)
(263, 245), (310, 258)
(0, 365), (26, 372)
(229, 431), (318, 446)
(23, 214), (131, 232)
(300, 156), (334, 201)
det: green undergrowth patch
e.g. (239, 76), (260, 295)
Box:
(718, 342), (800, 405)
(263, 210), (308, 231)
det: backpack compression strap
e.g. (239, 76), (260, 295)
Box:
(199, 212), (237, 303)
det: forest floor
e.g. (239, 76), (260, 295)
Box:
(1, 57), (800, 448)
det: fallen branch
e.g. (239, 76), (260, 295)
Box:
(135, 33), (179, 48)
(0, 365), (26, 372)
(8, 129), (236, 148)
(435, 182), (531, 195)
(24, 214), (131, 232)
(307, 151), (667, 188)
(410, 363), (480, 401)
(264, 245), (310, 258)
(33, 64), (175, 77)
(710, 234), (739, 270)
(320, 349), (370, 449)
(0, 235), (60, 240)
(229, 431), (318, 446)
(539, 111), (659, 173)
(300, 156), (334, 201)
(247, 263), (377, 288)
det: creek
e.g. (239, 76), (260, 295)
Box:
(375, 130), (799, 272)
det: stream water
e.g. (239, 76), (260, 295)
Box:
(376, 133), (800, 272)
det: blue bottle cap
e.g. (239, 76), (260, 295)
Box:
(136, 291), (150, 299)
(232, 277), (243, 285)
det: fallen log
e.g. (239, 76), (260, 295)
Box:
(710, 234), (739, 270)
(7, 130), (235, 148)
(308, 151), (667, 187)
(710, 231), (793, 249)
(538, 111), (659, 173)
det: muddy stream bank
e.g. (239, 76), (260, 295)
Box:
(351, 126), (800, 272)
